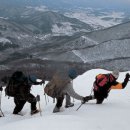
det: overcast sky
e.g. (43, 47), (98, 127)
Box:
(67, 0), (130, 11)
(44, 0), (130, 8)
(0, 0), (130, 11)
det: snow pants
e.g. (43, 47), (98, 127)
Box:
(13, 93), (37, 114)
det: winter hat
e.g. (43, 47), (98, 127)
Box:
(29, 75), (37, 83)
(112, 70), (119, 79)
(68, 69), (77, 80)
(12, 71), (26, 82)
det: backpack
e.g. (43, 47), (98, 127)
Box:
(5, 71), (27, 97)
(93, 74), (110, 92)
(44, 73), (70, 98)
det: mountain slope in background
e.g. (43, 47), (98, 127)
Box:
(0, 21), (130, 80)
(0, 7), (94, 35)
(18, 10), (94, 35)
(0, 17), (47, 66)
(86, 21), (130, 43)
(0, 1), (130, 79)
(64, 8), (129, 29)
(30, 21), (130, 64)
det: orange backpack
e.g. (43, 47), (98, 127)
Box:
(94, 74), (110, 91)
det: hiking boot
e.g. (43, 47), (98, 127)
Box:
(31, 109), (39, 115)
(13, 111), (19, 115)
(96, 99), (104, 104)
(65, 103), (74, 108)
(53, 106), (60, 113)
(13, 111), (23, 116)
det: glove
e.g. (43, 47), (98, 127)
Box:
(39, 80), (45, 85)
(36, 95), (40, 102)
(125, 73), (130, 80)
(31, 96), (39, 102)
(82, 96), (89, 104)
(33, 95), (40, 102)
(122, 73), (130, 88)
(0, 86), (3, 91)
(41, 80), (45, 85)
(81, 98), (86, 104)
(82, 96), (94, 104)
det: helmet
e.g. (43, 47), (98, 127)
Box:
(112, 70), (119, 79)
(68, 69), (77, 80)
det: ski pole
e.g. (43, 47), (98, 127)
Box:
(0, 87), (2, 108)
(0, 86), (4, 117)
(76, 103), (84, 111)
(37, 95), (42, 116)
(90, 85), (94, 96)
(73, 98), (75, 102)
(47, 95), (49, 102)
(44, 93), (47, 105)
(42, 83), (48, 105)
(0, 108), (4, 117)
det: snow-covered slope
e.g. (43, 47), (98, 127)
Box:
(0, 69), (130, 130)
(73, 39), (130, 63)
(65, 9), (126, 29)
(86, 21), (130, 43)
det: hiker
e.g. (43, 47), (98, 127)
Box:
(5, 71), (44, 115)
(44, 69), (88, 113)
(84, 70), (130, 104)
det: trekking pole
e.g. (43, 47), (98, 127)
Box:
(76, 85), (94, 111)
(0, 86), (4, 117)
(44, 93), (47, 105)
(47, 95), (49, 102)
(76, 87), (93, 111)
(42, 83), (48, 105)
(73, 98), (75, 102)
(76, 102), (84, 111)
(90, 86), (94, 96)
(37, 95), (42, 116)
(0, 108), (4, 117)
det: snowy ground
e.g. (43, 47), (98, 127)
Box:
(0, 69), (130, 130)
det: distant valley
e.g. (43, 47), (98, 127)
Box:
(0, 2), (130, 80)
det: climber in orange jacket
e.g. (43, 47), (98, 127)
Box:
(84, 70), (130, 104)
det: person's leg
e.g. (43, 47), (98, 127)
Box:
(65, 94), (74, 108)
(53, 95), (64, 113)
(96, 98), (104, 104)
(13, 98), (26, 114)
(56, 96), (64, 108)
(26, 93), (38, 114)
(94, 91), (105, 104)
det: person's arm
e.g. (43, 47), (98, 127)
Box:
(32, 81), (42, 85)
(111, 73), (130, 89)
(64, 82), (83, 101)
(31, 78), (44, 85)
(111, 83), (123, 89)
